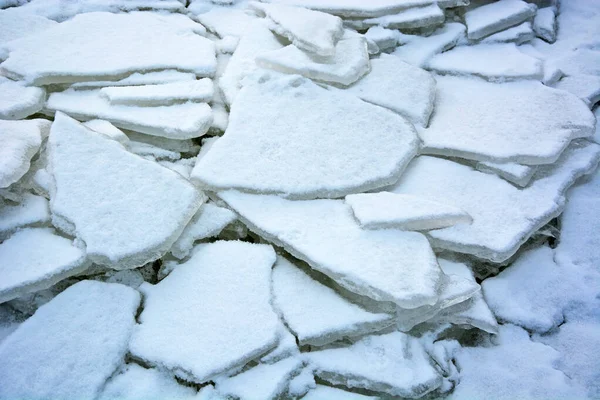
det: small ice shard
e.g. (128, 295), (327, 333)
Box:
(364, 27), (398, 52)
(193, 74), (418, 199)
(339, 53), (435, 126)
(0, 228), (87, 303)
(392, 22), (465, 67)
(215, 357), (303, 400)
(427, 43), (543, 81)
(0, 281), (140, 400)
(129, 241), (280, 383)
(272, 257), (394, 346)
(306, 332), (442, 397)
(250, 2), (344, 56)
(0, 8), (56, 57)
(99, 364), (198, 400)
(257, 36), (370, 86)
(0, 12), (216, 85)
(71, 70), (197, 89)
(475, 161), (537, 187)
(420, 76), (594, 164)
(170, 202), (237, 259)
(464, 0), (537, 41)
(47, 113), (203, 269)
(46, 89), (213, 140)
(480, 21), (534, 45)
(345, 192), (472, 231)
(83, 119), (130, 146)
(351, 4), (445, 30)
(0, 77), (45, 120)
(533, 7), (557, 43)
(0, 119), (49, 189)
(99, 79), (214, 106)
(218, 191), (442, 308)
(553, 75), (600, 108)
(196, 8), (258, 38)
(0, 193), (50, 239)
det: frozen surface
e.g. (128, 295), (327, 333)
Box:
(47, 89), (213, 139)
(420, 76), (594, 164)
(194, 74), (418, 199)
(533, 7), (557, 43)
(218, 190), (442, 308)
(257, 36), (370, 86)
(48, 113), (203, 269)
(392, 23), (465, 67)
(346, 192), (472, 231)
(475, 161), (537, 187)
(129, 241), (280, 383)
(272, 257), (393, 346)
(0, 281), (140, 400)
(553, 75), (600, 108)
(480, 21), (534, 45)
(464, 0), (537, 40)
(99, 79), (214, 106)
(0, 193), (49, 238)
(0, 77), (45, 120)
(71, 70), (197, 89)
(0, 228), (87, 303)
(339, 54), (435, 126)
(306, 332), (442, 397)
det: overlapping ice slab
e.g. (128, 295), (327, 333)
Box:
(196, 8), (258, 38)
(386, 140), (600, 262)
(0, 193), (49, 238)
(218, 190), (442, 308)
(480, 22), (534, 45)
(47, 113), (203, 269)
(99, 79), (214, 106)
(129, 241), (280, 383)
(47, 89), (213, 139)
(194, 74), (418, 199)
(0, 228), (87, 303)
(0, 281), (140, 400)
(464, 0), (537, 40)
(347, 4), (444, 30)
(0, 12), (216, 85)
(475, 161), (537, 187)
(250, 2), (343, 56)
(392, 22), (465, 67)
(272, 257), (393, 346)
(420, 76), (594, 164)
(0, 77), (45, 120)
(71, 70), (197, 89)
(306, 332), (442, 397)
(83, 119), (130, 146)
(533, 7), (557, 43)
(346, 192), (472, 231)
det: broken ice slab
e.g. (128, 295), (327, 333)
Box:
(170, 202), (237, 259)
(391, 22), (465, 67)
(479, 21), (534, 45)
(196, 8), (259, 38)
(346, 4), (445, 31)
(386, 140), (600, 263)
(420, 76), (594, 165)
(260, 325), (299, 364)
(464, 0), (537, 41)
(215, 357), (303, 400)
(272, 257), (394, 346)
(0, 228), (88, 304)
(125, 131), (200, 154)
(0, 76), (45, 120)
(337, 53), (435, 126)
(127, 142), (180, 162)
(553, 75), (600, 109)
(287, 366), (316, 398)
(46, 89), (213, 140)
(0, 193), (49, 239)
(70, 70), (197, 90)
(129, 241), (281, 383)
(533, 7), (557, 43)
(306, 331), (442, 397)
(475, 161), (537, 188)
(0, 280), (140, 399)
(193, 74), (418, 199)
(218, 191), (442, 308)
(250, 2), (344, 57)
(364, 27), (399, 52)
(47, 113), (203, 270)
(427, 43), (543, 81)
(0, 12), (216, 85)
(83, 119), (130, 146)
(256, 36), (370, 86)
(303, 385), (378, 400)
(0, 119), (49, 189)
(345, 192), (472, 231)
(99, 79), (214, 107)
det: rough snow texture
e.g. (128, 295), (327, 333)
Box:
(0, 77), (45, 120)
(0, 193), (49, 239)
(0, 12), (216, 85)
(464, 0), (537, 40)
(346, 192), (472, 231)
(0, 281), (140, 400)
(99, 79), (214, 106)
(392, 22), (465, 67)
(193, 74), (418, 199)
(129, 241), (280, 383)
(48, 113), (203, 269)
(475, 161), (537, 187)
(533, 7), (557, 43)
(218, 190), (442, 308)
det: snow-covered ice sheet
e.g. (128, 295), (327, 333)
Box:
(218, 190), (442, 308)
(272, 257), (393, 346)
(0, 227), (87, 303)
(0, 8), (56, 58)
(464, 0), (537, 41)
(553, 75), (600, 108)
(479, 21), (534, 45)
(194, 74), (418, 199)
(47, 113), (203, 269)
(70, 70), (197, 90)
(47, 89), (213, 139)
(420, 76), (594, 164)
(364, 27), (399, 52)
(0, 12), (216, 85)
(392, 22), (465, 67)
(0, 280), (140, 400)
(129, 241), (280, 383)
(99, 79), (214, 106)
(346, 192), (472, 231)
(196, 8), (258, 38)
(551, 49), (600, 77)
(348, 4), (444, 30)
(475, 160), (537, 187)
(0, 77), (45, 120)
(256, 36), (370, 86)
(0, 193), (49, 238)
(533, 6), (557, 43)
